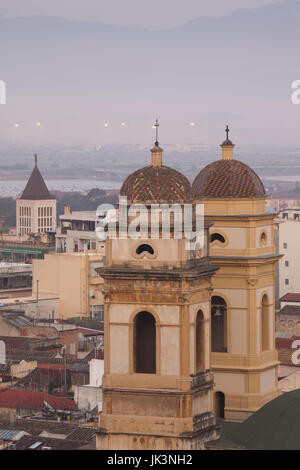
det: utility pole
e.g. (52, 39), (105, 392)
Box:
(36, 279), (39, 303)
(36, 279), (39, 323)
(62, 346), (67, 398)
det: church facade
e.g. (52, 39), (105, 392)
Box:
(96, 129), (280, 449)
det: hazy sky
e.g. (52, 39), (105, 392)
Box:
(0, 0), (279, 29)
(0, 0), (299, 147)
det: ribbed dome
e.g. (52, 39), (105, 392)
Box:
(192, 159), (265, 199)
(120, 165), (194, 204)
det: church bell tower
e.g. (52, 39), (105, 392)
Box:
(192, 128), (280, 422)
(96, 132), (219, 450)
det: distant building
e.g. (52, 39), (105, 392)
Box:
(32, 250), (105, 320)
(266, 191), (300, 212)
(16, 154), (57, 237)
(0, 236), (55, 263)
(0, 389), (76, 422)
(275, 209), (300, 299)
(276, 302), (300, 336)
(74, 359), (104, 413)
(56, 206), (104, 253)
(0, 296), (59, 320)
(0, 262), (32, 299)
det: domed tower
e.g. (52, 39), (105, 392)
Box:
(192, 127), (280, 422)
(97, 129), (219, 450)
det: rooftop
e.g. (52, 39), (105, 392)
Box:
(0, 389), (76, 411)
(0, 263), (32, 273)
(276, 334), (300, 350)
(13, 434), (89, 450)
(278, 305), (300, 316)
(0, 417), (97, 447)
(78, 327), (104, 337)
(0, 429), (24, 441)
(59, 211), (98, 222)
(280, 293), (300, 303)
(193, 159), (266, 199)
(20, 156), (55, 201)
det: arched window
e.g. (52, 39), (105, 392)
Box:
(136, 244), (154, 256)
(279, 320), (286, 333)
(214, 392), (225, 419)
(134, 311), (156, 374)
(288, 320), (295, 335)
(211, 296), (227, 353)
(261, 295), (269, 351)
(210, 233), (225, 244)
(196, 310), (205, 372)
(260, 231), (267, 246)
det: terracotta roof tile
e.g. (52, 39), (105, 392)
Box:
(120, 165), (194, 204)
(280, 293), (300, 303)
(0, 390), (76, 410)
(193, 159), (265, 198)
(279, 305), (300, 316)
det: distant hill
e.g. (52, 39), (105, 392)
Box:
(0, 0), (299, 145)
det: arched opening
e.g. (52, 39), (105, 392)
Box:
(288, 320), (295, 335)
(211, 296), (227, 353)
(214, 392), (225, 419)
(134, 311), (156, 373)
(261, 295), (269, 351)
(279, 320), (286, 333)
(136, 244), (154, 256)
(210, 233), (225, 244)
(196, 310), (205, 372)
(260, 231), (267, 246)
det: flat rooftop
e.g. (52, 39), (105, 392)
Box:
(0, 263), (32, 273)
(59, 211), (98, 222)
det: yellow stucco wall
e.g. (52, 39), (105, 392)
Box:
(32, 251), (104, 319)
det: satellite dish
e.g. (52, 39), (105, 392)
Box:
(0, 341), (6, 365)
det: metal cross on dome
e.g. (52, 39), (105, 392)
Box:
(154, 119), (159, 145)
(225, 125), (230, 141)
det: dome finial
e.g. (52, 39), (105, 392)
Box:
(221, 125), (235, 160)
(151, 119), (163, 166)
(34, 153), (38, 167)
(225, 125), (230, 141)
(154, 119), (159, 146)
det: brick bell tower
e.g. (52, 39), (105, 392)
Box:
(96, 133), (219, 450)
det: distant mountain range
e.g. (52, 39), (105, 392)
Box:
(0, 0), (300, 146)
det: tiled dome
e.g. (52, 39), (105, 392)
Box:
(120, 165), (194, 204)
(192, 159), (265, 199)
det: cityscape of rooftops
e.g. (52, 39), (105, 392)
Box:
(0, 0), (300, 458)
